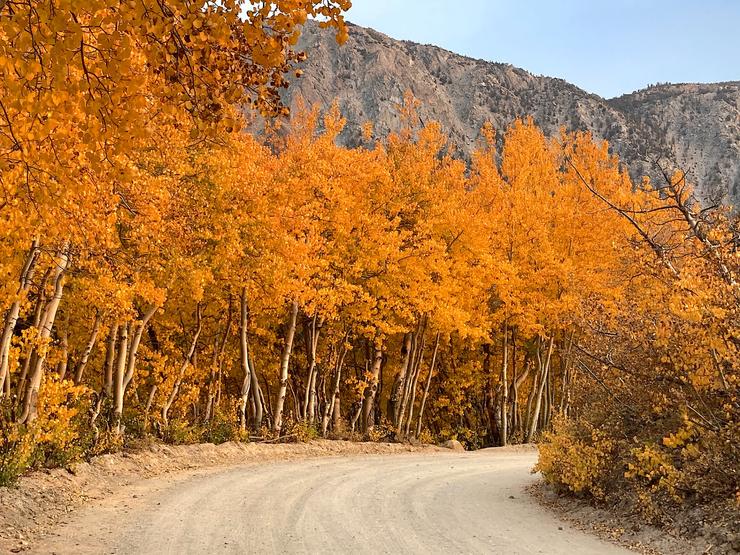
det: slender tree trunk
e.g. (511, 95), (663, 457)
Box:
(301, 318), (312, 420)
(416, 333), (440, 438)
(261, 372), (273, 422)
(501, 321), (509, 446)
(55, 317), (69, 380)
(302, 314), (321, 425)
(404, 357), (422, 437)
(204, 340), (218, 423)
(249, 352), (263, 430)
(238, 289), (252, 431)
(258, 382), (268, 425)
(323, 334), (348, 436)
(350, 402), (362, 432)
(19, 244), (69, 424)
(545, 356), (554, 429)
(74, 313), (101, 385)
(162, 304), (202, 427)
(113, 323), (130, 434)
(210, 297), (233, 419)
(123, 305), (159, 392)
(333, 396), (342, 431)
(527, 336), (554, 442)
(0, 240), (40, 397)
(144, 383), (157, 429)
(104, 323), (118, 397)
(273, 301), (299, 434)
(390, 332), (413, 427)
(288, 377), (300, 423)
(111, 304), (158, 434)
(400, 320), (426, 436)
(558, 331), (575, 415)
(14, 268), (50, 410)
(361, 346), (383, 432)
(525, 367), (538, 439)
(204, 295), (232, 422)
(510, 330), (519, 437)
(482, 343), (494, 443)
(307, 365), (318, 425)
(248, 395), (257, 425)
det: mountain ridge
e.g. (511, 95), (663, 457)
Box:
(284, 22), (740, 205)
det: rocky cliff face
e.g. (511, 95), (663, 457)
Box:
(610, 83), (740, 202)
(282, 22), (739, 206)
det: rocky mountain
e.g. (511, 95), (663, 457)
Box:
(283, 22), (740, 206)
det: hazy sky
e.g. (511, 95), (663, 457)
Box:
(344, 0), (740, 98)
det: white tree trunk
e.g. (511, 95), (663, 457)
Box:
(74, 313), (102, 385)
(162, 304), (202, 427)
(238, 289), (252, 431)
(19, 243), (69, 424)
(361, 346), (384, 432)
(273, 301), (299, 434)
(0, 240), (40, 397)
(416, 333), (440, 438)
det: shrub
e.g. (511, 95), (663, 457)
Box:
(535, 415), (616, 500)
(288, 419), (319, 443)
(31, 376), (90, 468)
(0, 376), (90, 485)
(0, 416), (35, 486)
(202, 409), (247, 444)
(366, 418), (394, 442)
(417, 428), (434, 445)
(161, 419), (202, 445)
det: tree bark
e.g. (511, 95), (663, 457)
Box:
(527, 336), (554, 442)
(162, 304), (202, 427)
(302, 314), (321, 425)
(55, 317), (69, 380)
(416, 333), (440, 438)
(390, 332), (413, 427)
(249, 352), (263, 430)
(74, 312), (101, 385)
(103, 323), (118, 397)
(19, 243), (69, 424)
(273, 301), (299, 434)
(123, 304), (159, 391)
(361, 346), (383, 432)
(112, 323), (130, 434)
(558, 331), (575, 416)
(111, 304), (158, 434)
(0, 240), (40, 397)
(238, 289), (252, 431)
(500, 322), (509, 446)
(399, 319), (426, 436)
(322, 333), (348, 436)
(205, 298), (232, 421)
(510, 330), (519, 436)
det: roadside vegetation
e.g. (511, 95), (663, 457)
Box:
(0, 0), (736, 536)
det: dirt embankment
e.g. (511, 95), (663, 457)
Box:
(530, 483), (740, 555)
(0, 439), (441, 553)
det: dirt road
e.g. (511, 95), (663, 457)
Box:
(33, 447), (630, 554)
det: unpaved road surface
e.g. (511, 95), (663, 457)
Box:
(34, 448), (630, 554)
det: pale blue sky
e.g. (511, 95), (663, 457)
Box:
(344, 0), (740, 98)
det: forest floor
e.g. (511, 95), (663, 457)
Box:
(0, 440), (727, 554)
